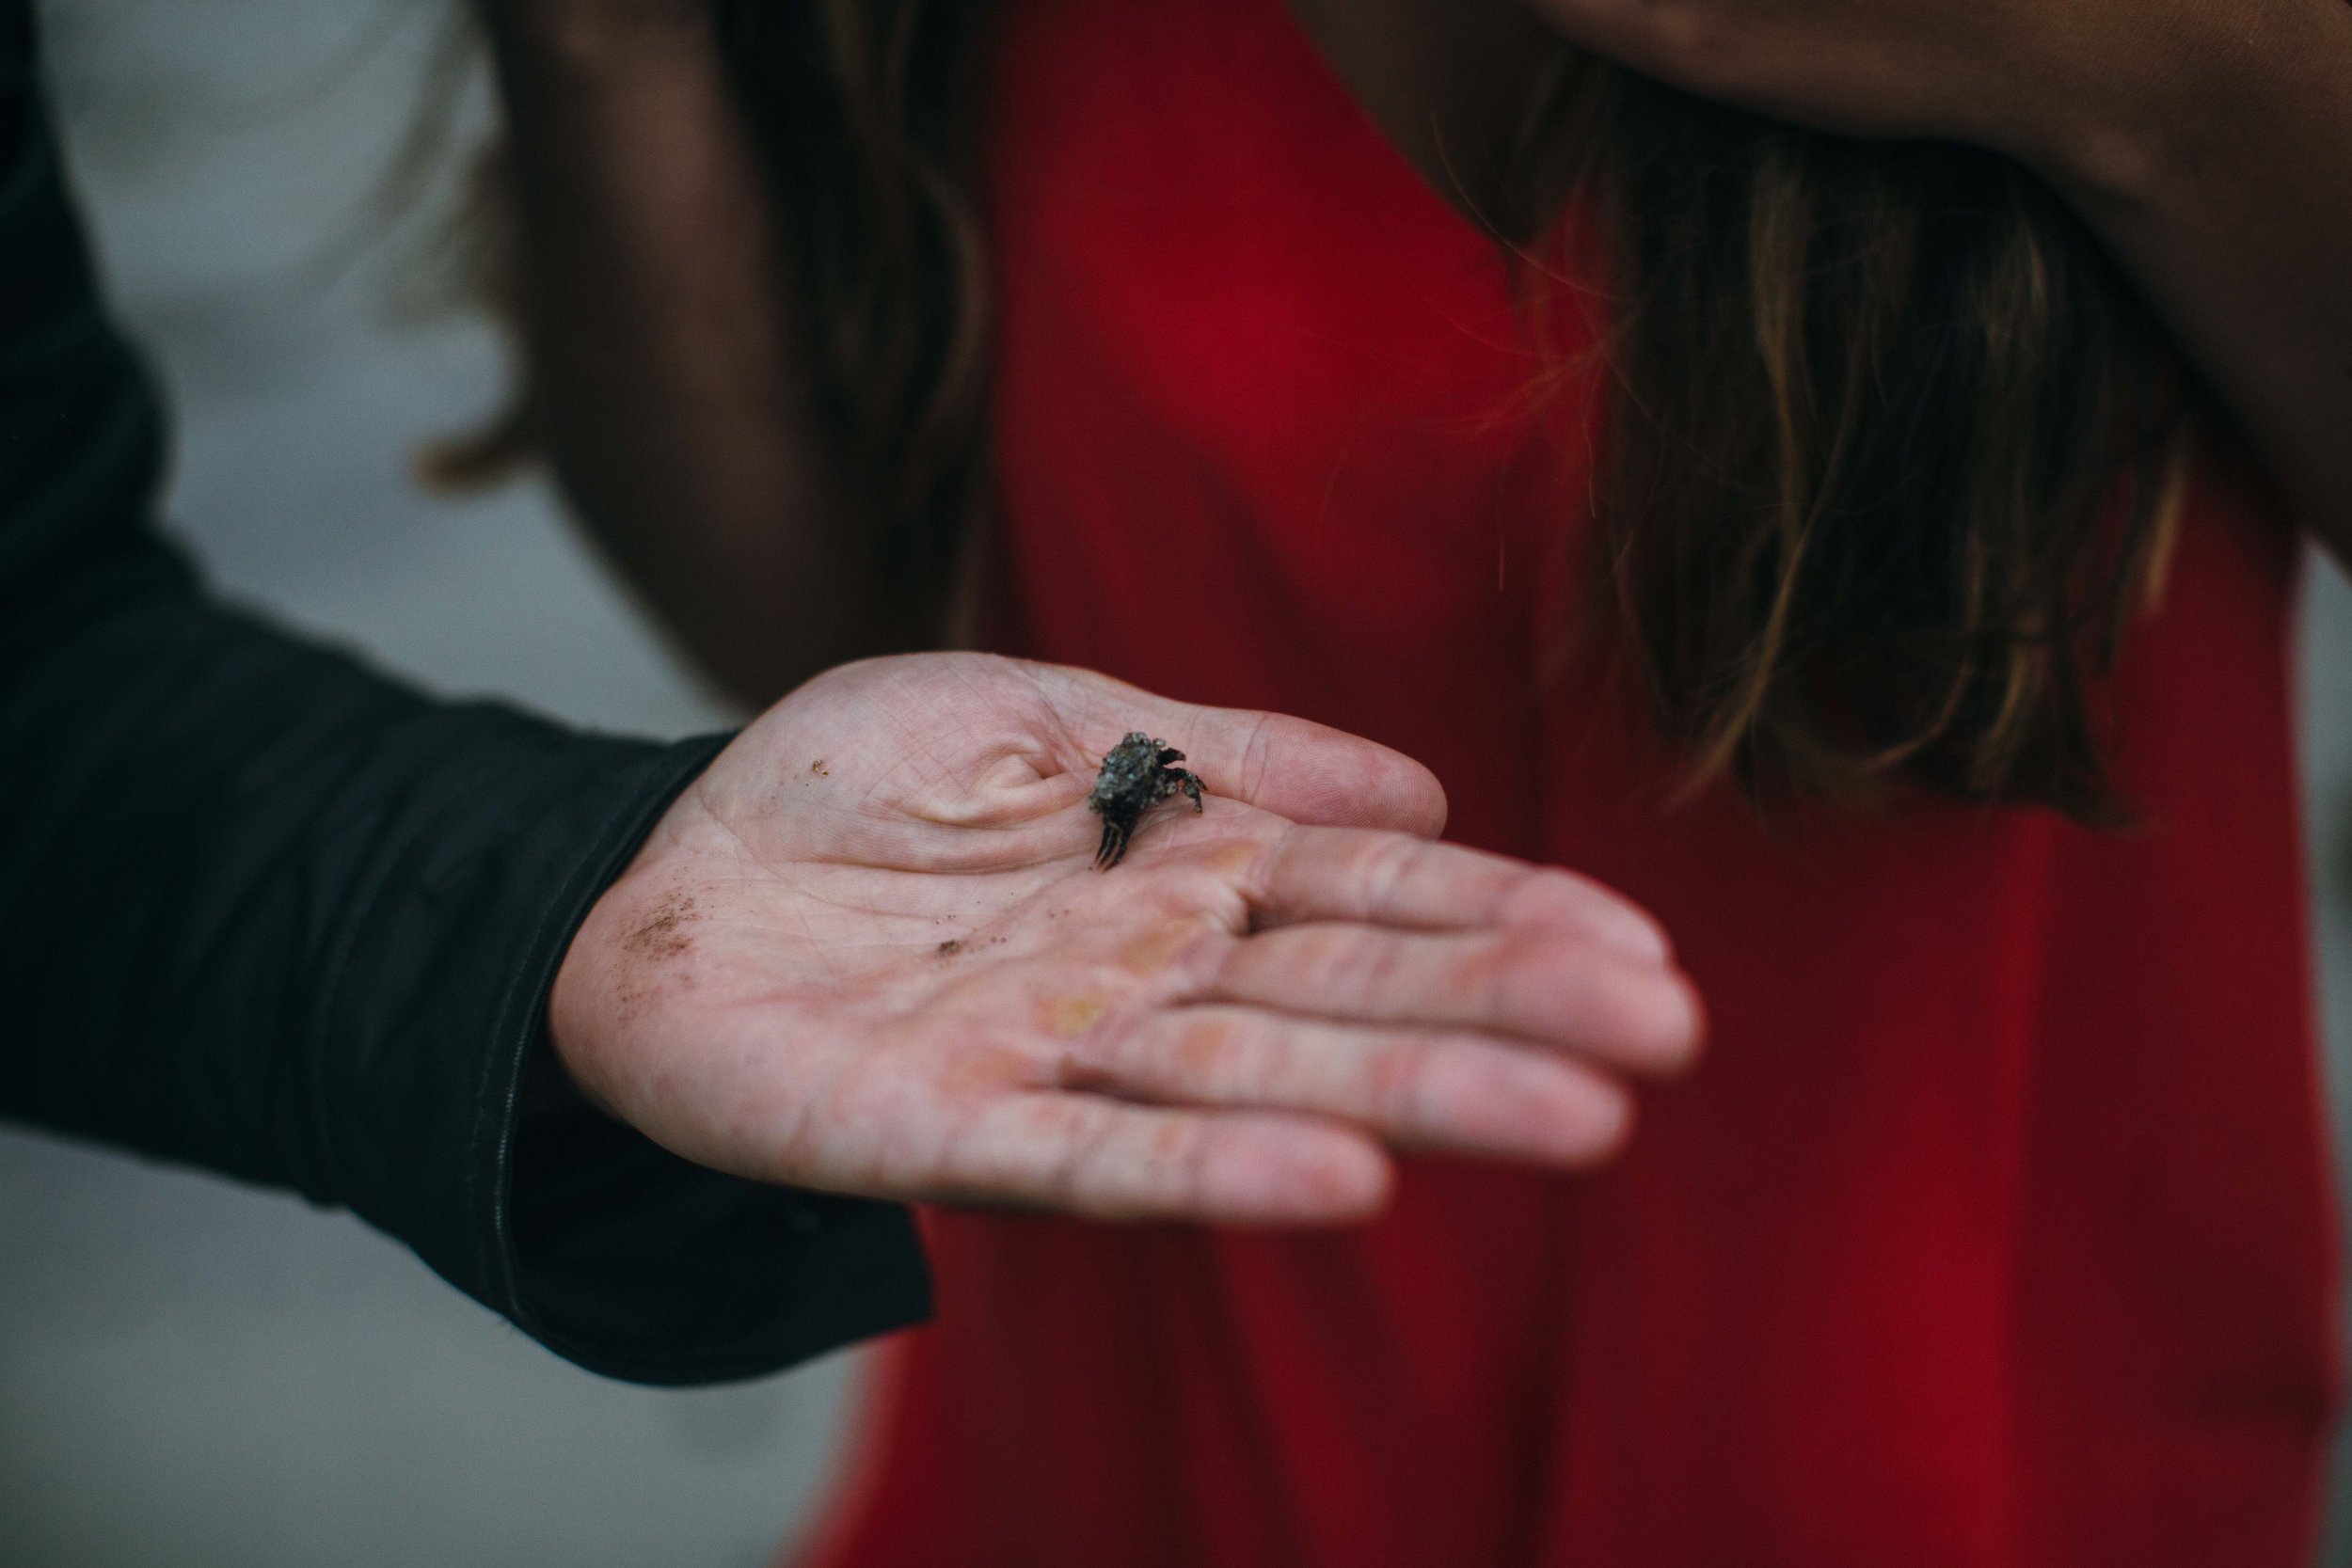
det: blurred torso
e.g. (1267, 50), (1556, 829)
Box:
(805, 2), (2341, 1563)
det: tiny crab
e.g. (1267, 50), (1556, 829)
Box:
(1086, 731), (1204, 868)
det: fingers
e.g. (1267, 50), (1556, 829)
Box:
(1250, 827), (1672, 961)
(1070, 1007), (1633, 1167)
(1034, 663), (1449, 835)
(940, 1095), (1393, 1225)
(1211, 922), (1702, 1076)
(929, 995), (1648, 1225)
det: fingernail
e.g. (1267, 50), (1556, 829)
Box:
(1646, 972), (1706, 1075)
(1590, 904), (1672, 964)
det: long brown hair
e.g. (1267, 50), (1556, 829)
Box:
(1514, 62), (2184, 817)
(703, 0), (994, 608)
(509, 2), (2190, 820)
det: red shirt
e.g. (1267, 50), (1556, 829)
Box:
(804, 2), (2342, 1562)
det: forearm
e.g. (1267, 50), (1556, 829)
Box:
(5, 562), (686, 1296)
(2031, 1), (2352, 554)
(480, 2), (905, 705)
(7, 569), (930, 1383)
(1518, 0), (2352, 551)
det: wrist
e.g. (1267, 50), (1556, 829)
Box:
(543, 735), (729, 1119)
(545, 866), (642, 1119)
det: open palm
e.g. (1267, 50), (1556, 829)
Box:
(551, 654), (1699, 1225)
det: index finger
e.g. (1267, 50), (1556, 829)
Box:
(1031, 663), (1450, 835)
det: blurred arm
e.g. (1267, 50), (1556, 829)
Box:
(480, 1), (907, 706)
(1515, 0), (2352, 554)
(0, 2), (925, 1382)
(2035, 0), (2352, 560)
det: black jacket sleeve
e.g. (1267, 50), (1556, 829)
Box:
(0, 3), (927, 1384)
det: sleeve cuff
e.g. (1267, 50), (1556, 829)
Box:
(398, 727), (930, 1384)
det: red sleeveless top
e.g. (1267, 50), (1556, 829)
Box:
(803, 2), (2342, 1562)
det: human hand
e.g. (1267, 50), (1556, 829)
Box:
(549, 654), (1701, 1225)
(1521, 0), (2331, 186)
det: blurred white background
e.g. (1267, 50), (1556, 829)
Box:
(4, 2), (2350, 1563)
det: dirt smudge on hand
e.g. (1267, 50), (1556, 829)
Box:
(625, 892), (700, 963)
(1120, 922), (1198, 974)
(1047, 994), (1108, 1037)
